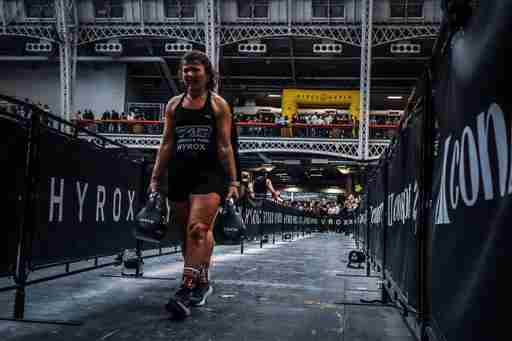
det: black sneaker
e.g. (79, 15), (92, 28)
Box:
(190, 283), (213, 307)
(165, 285), (193, 320)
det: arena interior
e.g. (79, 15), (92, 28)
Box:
(0, 1), (506, 341)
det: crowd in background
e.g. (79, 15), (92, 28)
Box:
(280, 193), (360, 216)
(241, 169), (360, 217)
(0, 98), (61, 129)
(76, 108), (163, 134)
(1, 98), (51, 120)
(2, 97), (400, 140)
(74, 108), (399, 139)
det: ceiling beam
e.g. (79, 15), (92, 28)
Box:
(170, 56), (431, 61)
(213, 76), (418, 80)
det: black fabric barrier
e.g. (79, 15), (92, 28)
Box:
(428, 2), (510, 340)
(368, 169), (385, 265)
(385, 112), (421, 309)
(1, 115), (27, 276)
(353, 2), (509, 340)
(319, 215), (346, 232)
(241, 199), (346, 238)
(30, 127), (144, 266)
(355, 196), (367, 247)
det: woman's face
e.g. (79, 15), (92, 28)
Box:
(182, 62), (209, 92)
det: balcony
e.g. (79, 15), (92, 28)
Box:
(76, 120), (394, 160)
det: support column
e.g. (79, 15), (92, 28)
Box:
(204, 0), (219, 91)
(56, 0), (77, 122)
(346, 173), (353, 194)
(139, 0), (144, 28)
(358, 0), (373, 160)
(0, 0), (6, 29)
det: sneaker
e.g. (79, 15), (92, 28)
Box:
(190, 283), (213, 307)
(165, 285), (193, 320)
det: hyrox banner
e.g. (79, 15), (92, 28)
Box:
(241, 200), (347, 237)
(31, 129), (144, 266)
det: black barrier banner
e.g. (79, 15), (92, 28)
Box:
(368, 170), (385, 265)
(241, 200), (346, 237)
(31, 128), (144, 266)
(355, 196), (367, 246)
(385, 112), (421, 309)
(1, 116), (27, 275)
(429, 2), (510, 340)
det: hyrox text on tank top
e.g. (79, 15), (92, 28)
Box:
(170, 92), (223, 175)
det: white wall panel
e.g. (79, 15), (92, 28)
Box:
(0, 63), (127, 118)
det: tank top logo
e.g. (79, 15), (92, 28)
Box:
(176, 125), (212, 152)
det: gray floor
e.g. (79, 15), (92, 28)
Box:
(0, 233), (415, 341)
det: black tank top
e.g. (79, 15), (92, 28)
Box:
(169, 92), (224, 177)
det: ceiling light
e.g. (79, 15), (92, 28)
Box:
(387, 96), (403, 100)
(262, 164), (275, 172)
(337, 166), (351, 174)
(284, 186), (301, 192)
(268, 94), (281, 98)
(324, 187), (344, 194)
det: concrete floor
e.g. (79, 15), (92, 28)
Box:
(0, 233), (415, 341)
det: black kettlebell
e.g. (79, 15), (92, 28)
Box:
(134, 191), (168, 243)
(215, 198), (246, 244)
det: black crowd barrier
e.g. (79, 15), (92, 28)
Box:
(1, 116), (26, 276)
(0, 95), (148, 322)
(348, 2), (509, 341)
(1, 103), (146, 272)
(33, 126), (143, 266)
(241, 199), (346, 237)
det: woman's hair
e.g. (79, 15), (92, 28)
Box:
(178, 50), (217, 91)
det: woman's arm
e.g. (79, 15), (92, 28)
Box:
(149, 96), (180, 192)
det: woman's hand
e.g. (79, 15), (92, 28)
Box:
(226, 185), (240, 202)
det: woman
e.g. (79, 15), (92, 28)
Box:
(149, 50), (239, 319)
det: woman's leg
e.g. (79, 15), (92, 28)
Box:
(165, 193), (220, 319)
(184, 193), (221, 268)
(173, 201), (190, 258)
(174, 201), (190, 259)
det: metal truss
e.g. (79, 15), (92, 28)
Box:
(77, 24), (205, 45)
(0, 23), (58, 41)
(0, 21), (438, 47)
(219, 23), (438, 47)
(219, 24), (361, 46)
(204, 0), (219, 90)
(78, 134), (162, 149)
(78, 133), (390, 159)
(238, 137), (360, 159)
(56, 0), (77, 123)
(358, 0), (373, 160)
(368, 140), (390, 160)
(372, 24), (440, 46)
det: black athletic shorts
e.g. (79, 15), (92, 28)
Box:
(168, 170), (227, 203)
